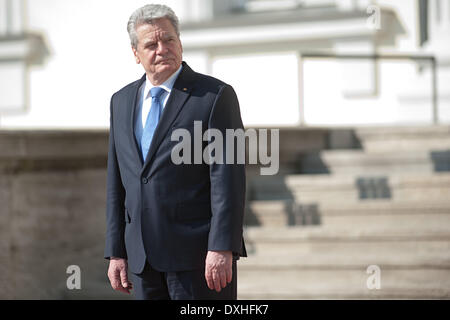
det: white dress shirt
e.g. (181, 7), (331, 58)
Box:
(139, 65), (183, 128)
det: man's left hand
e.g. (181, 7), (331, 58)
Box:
(205, 250), (233, 292)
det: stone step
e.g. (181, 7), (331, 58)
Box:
(238, 251), (450, 270)
(315, 213), (450, 228)
(245, 226), (450, 241)
(354, 125), (450, 154)
(237, 268), (450, 299)
(239, 224), (450, 299)
(301, 150), (450, 174)
(243, 226), (450, 256)
(249, 172), (450, 202)
(247, 238), (450, 257)
(287, 172), (450, 189)
(249, 200), (450, 216)
(246, 200), (450, 227)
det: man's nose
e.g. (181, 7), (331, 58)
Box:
(156, 41), (168, 55)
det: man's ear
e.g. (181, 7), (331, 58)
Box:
(132, 46), (140, 64)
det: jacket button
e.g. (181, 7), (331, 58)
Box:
(141, 177), (148, 184)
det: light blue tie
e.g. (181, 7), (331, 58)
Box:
(141, 87), (165, 161)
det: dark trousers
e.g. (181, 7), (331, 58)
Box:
(130, 259), (238, 300)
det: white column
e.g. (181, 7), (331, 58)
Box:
(441, 0), (450, 29)
(9, 0), (25, 34)
(0, 0), (25, 35)
(0, 0), (27, 115)
(0, 0), (8, 35)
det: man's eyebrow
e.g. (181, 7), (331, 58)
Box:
(143, 39), (157, 46)
(161, 33), (175, 39)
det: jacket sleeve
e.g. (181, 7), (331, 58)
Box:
(207, 84), (246, 255)
(104, 94), (127, 260)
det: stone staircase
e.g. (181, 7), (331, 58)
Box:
(237, 125), (450, 299)
(49, 126), (450, 300)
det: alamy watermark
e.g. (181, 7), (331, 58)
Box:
(66, 265), (81, 290)
(171, 121), (279, 176)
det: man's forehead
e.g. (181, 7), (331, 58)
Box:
(137, 20), (176, 35)
(139, 28), (175, 43)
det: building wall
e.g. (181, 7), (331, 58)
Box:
(0, 0), (189, 129)
(1, 0), (449, 128)
(0, 130), (109, 298)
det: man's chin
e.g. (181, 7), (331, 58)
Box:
(150, 65), (177, 82)
(157, 64), (178, 74)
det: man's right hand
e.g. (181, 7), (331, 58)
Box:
(107, 257), (133, 294)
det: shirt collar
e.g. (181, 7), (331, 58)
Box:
(143, 65), (183, 100)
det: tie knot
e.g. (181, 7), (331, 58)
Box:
(150, 87), (165, 99)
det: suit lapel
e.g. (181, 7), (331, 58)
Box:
(141, 62), (195, 175)
(127, 74), (146, 167)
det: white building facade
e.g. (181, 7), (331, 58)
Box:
(0, 0), (449, 128)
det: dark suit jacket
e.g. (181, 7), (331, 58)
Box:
(104, 62), (246, 274)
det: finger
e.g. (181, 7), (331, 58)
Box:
(119, 284), (131, 294)
(205, 268), (214, 291)
(109, 268), (130, 294)
(115, 278), (131, 294)
(110, 277), (128, 293)
(110, 275), (128, 293)
(212, 270), (221, 293)
(226, 265), (233, 284)
(120, 268), (131, 291)
(108, 268), (121, 289)
(219, 269), (227, 289)
(117, 284), (130, 294)
(117, 282), (130, 294)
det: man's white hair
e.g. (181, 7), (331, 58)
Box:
(127, 4), (180, 49)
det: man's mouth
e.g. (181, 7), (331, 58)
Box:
(157, 59), (172, 64)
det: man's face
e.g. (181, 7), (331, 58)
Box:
(132, 18), (183, 84)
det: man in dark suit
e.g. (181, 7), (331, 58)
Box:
(104, 4), (246, 300)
